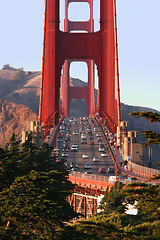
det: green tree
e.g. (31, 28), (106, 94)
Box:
(58, 182), (160, 240)
(19, 133), (38, 175)
(0, 133), (78, 239)
(99, 181), (125, 214)
(123, 182), (160, 222)
(0, 133), (21, 191)
(129, 111), (160, 147)
(0, 170), (77, 239)
(2, 64), (12, 70)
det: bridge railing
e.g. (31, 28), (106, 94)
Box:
(69, 171), (160, 187)
(48, 117), (64, 146)
(94, 117), (116, 164)
(69, 171), (109, 182)
(128, 161), (160, 178)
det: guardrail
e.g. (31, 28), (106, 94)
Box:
(69, 171), (160, 187)
(70, 171), (109, 182)
(69, 171), (113, 191)
(94, 117), (116, 163)
(128, 161), (160, 178)
(49, 117), (65, 146)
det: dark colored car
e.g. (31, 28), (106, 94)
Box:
(107, 167), (115, 173)
(98, 168), (106, 174)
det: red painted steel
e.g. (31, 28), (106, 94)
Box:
(62, 0), (95, 117)
(39, 0), (121, 132)
(69, 175), (114, 191)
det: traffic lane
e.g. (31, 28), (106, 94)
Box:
(68, 123), (114, 175)
(59, 118), (115, 176)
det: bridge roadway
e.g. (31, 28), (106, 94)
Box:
(52, 117), (117, 177)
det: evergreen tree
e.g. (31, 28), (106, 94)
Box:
(0, 133), (20, 191)
(0, 170), (77, 239)
(19, 133), (38, 175)
(99, 181), (125, 214)
(58, 182), (160, 240)
(0, 132), (78, 239)
(129, 111), (160, 147)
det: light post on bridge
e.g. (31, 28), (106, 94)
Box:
(115, 146), (118, 181)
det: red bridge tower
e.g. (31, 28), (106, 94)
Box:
(39, 0), (121, 133)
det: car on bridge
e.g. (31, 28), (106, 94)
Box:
(71, 145), (78, 152)
(62, 152), (68, 157)
(96, 133), (101, 137)
(70, 162), (78, 168)
(82, 154), (89, 159)
(93, 156), (100, 162)
(84, 163), (91, 169)
(107, 167), (115, 173)
(63, 148), (68, 152)
(58, 138), (62, 142)
(98, 138), (103, 142)
(73, 131), (78, 135)
(99, 147), (105, 152)
(89, 136), (94, 140)
(126, 177), (137, 182)
(54, 147), (59, 152)
(81, 140), (87, 144)
(98, 168), (106, 174)
(101, 152), (107, 157)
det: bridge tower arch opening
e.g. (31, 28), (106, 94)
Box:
(69, 98), (88, 117)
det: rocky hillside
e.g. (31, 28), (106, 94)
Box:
(0, 68), (159, 168)
(0, 99), (37, 147)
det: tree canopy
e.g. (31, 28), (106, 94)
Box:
(57, 181), (160, 240)
(0, 133), (77, 239)
(129, 111), (160, 147)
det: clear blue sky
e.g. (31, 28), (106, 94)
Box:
(0, 0), (160, 111)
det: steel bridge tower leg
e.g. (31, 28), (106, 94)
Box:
(39, 0), (121, 131)
(39, 0), (60, 125)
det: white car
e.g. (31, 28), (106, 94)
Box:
(71, 145), (78, 152)
(62, 152), (68, 157)
(58, 138), (62, 142)
(71, 146), (78, 152)
(82, 154), (89, 159)
(70, 162), (78, 168)
(73, 131), (78, 135)
(99, 147), (105, 152)
(93, 156), (100, 162)
(54, 147), (59, 152)
(71, 144), (78, 148)
(96, 133), (101, 137)
(101, 152), (107, 157)
(84, 163), (91, 169)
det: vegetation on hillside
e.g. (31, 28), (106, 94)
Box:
(2, 64), (23, 71)
(129, 111), (160, 147)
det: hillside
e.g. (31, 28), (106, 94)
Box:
(0, 99), (37, 147)
(0, 69), (159, 168)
